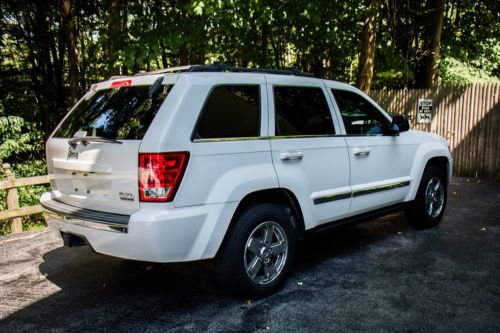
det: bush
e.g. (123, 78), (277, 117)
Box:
(0, 112), (47, 235)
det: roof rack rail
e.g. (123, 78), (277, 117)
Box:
(108, 75), (129, 80)
(132, 62), (315, 78)
(134, 65), (195, 76)
(187, 62), (315, 78)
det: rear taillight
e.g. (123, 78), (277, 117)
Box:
(138, 152), (189, 202)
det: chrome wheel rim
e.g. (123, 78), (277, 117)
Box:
(244, 221), (288, 285)
(425, 177), (445, 218)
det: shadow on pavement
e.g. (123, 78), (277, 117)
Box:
(0, 213), (409, 332)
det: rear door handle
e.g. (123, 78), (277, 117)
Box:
(280, 151), (304, 161)
(353, 147), (370, 156)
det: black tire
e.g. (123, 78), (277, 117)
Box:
(406, 165), (447, 228)
(215, 203), (296, 298)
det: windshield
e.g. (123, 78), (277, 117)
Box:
(53, 84), (172, 140)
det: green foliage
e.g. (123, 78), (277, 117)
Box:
(0, 105), (47, 235)
(0, 116), (44, 161)
(440, 56), (499, 84)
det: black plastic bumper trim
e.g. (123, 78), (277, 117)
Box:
(41, 199), (130, 225)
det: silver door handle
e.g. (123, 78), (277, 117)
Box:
(280, 151), (304, 161)
(353, 148), (370, 156)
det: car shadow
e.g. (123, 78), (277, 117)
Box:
(0, 212), (412, 331)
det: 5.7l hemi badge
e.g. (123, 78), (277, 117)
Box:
(119, 192), (135, 201)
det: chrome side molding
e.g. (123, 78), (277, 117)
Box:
(313, 180), (411, 205)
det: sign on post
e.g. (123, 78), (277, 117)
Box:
(417, 99), (432, 123)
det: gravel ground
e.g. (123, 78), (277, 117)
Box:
(0, 177), (499, 332)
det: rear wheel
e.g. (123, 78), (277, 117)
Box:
(406, 165), (447, 228)
(215, 203), (296, 298)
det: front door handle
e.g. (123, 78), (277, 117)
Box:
(353, 147), (370, 156)
(280, 151), (304, 161)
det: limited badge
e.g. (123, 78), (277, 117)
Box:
(119, 192), (135, 201)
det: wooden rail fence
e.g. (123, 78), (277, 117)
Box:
(0, 163), (49, 233)
(371, 83), (500, 179)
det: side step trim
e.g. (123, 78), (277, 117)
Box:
(309, 202), (409, 234)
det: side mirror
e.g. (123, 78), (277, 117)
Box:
(387, 122), (400, 136)
(391, 115), (410, 133)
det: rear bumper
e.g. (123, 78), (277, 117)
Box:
(41, 193), (237, 263)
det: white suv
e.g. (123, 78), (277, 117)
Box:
(41, 64), (452, 297)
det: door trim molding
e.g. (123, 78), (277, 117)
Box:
(313, 180), (411, 205)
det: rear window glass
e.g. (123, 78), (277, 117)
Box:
(193, 85), (260, 139)
(53, 84), (172, 139)
(274, 86), (334, 136)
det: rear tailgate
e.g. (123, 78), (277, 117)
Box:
(47, 139), (142, 215)
(46, 75), (177, 215)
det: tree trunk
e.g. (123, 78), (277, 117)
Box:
(121, 0), (129, 75)
(108, 0), (120, 76)
(424, 0), (445, 88)
(269, 30), (280, 68)
(62, 0), (81, 105)
(179, 45), (189, 66)
(34, 1), (57, 134)
(261, 23), (268, 67)
(356, 0), (378, 93)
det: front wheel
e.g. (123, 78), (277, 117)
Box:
(215, 203), (296, 298)
(406, 165), (447, 228)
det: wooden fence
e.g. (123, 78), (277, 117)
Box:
(371, 83), (500, 179)
(0, 163), (49, 233)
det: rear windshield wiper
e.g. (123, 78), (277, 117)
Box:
(68, 136), (123, 149)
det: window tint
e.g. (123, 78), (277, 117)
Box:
(332, 89), (390, 135)
(274, 86), (334, 136)
(194, 85), (260, 139)
(53, 85), (172, 139)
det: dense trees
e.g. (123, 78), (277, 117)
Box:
(0, 0), (498, 138)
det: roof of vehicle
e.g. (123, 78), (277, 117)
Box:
(131, 62), (316, 78)
(101, 63), (356, 94)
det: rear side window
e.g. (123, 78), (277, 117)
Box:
(53, 85), (172, 140)
(274, 86), (334, 136)
(193, 85), (260, 139)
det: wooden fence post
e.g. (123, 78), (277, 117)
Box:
(2, 163), (23, 233)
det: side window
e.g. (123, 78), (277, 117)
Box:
(194, 85), (260, 139)
(274, 86), (334, 136)
(332, 89), (390, 135)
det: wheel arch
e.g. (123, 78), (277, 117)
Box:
(407, 146), (451, 201)
(216, 188), (306, 257)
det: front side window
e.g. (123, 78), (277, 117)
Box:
(193, 85), (260, 139)
(332, 89), (390, 135)
(53, 85), (172, 140)
(274, 86), (334, 136)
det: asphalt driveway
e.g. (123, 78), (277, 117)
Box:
(1, 177), (499, 332)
